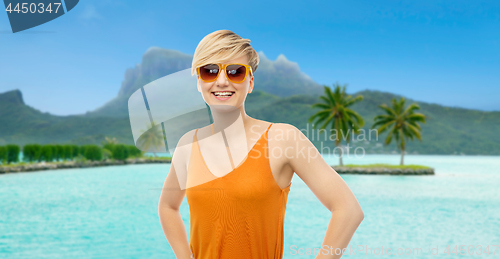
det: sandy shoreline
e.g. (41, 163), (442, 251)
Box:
(0, 158), (172, 174)
(332, 166), (435, 175)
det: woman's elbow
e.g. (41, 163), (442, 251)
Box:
(158, 198), (171, 215)
(349, 203), (365, 225)
(357, 209), (365, 222)
(158, 198), (180, 213)
(332, 204), (364, 221)
(345, 204), (364, 223)
(351, 202), (364, 222)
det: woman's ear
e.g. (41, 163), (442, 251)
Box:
(248, 76), (254, 93)
(197, 76), (202, 92)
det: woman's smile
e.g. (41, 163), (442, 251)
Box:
(212, 91), (235, 101)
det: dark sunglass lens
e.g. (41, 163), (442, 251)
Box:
(199, 64), (219, 81)
(226, 65), (247, 82)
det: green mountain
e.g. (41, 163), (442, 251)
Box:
(1, 88), (499, 155)
(0, 89), (133, 146)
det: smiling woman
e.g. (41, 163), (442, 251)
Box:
(157, 29), (364, 259)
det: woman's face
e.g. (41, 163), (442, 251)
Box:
(196, 54), (254, 110)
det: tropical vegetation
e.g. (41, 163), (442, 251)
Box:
(371, 97), (426, 165)
(308, 83), (365, 166)
(0, 138), (147, 165)
(309, 85), (428, 167)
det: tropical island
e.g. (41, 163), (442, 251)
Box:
(332, 164), (434, 175)
(307, 84), (434, 175)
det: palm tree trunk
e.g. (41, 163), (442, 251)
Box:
(338, 143), (343, 166)
(400, 148), (404, 165)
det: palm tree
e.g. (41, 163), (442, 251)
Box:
(100, 136), (119, 160)
(137, 120), (165, 158)
(103, 137), (118, 145)
(371, 97), (426, 165)
(308, 83), (365, 166)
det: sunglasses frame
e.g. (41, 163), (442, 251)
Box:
(197, 63), (254, 84)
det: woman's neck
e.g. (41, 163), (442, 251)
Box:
(210, 105), (252, 134)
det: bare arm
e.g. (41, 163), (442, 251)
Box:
(282, 124), (364, 259)
(158, 151), (193, 259)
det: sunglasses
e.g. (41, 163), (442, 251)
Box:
(197, 63), (253, 84)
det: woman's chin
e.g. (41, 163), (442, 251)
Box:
(208, 103), (241, 112)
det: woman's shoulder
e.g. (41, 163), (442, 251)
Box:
(267, 123), (305, 144)
(172, 129), (197, 157)
(177, 128), (197, 145)
(252, 120), (296, 130)
(268, 122), (301, 134)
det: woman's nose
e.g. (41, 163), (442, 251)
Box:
(216, 68), (229, 86)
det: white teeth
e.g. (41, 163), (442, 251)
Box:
(213, 92), (234, 97)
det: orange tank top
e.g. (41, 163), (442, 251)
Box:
(185, 123), (292, 259)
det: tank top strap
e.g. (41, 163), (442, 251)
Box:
(193, 128), (199, 142)
(264, 123), (273, 139)
(193, 125), (214, 142)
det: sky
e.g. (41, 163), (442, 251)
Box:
(0, 0), (499, 115)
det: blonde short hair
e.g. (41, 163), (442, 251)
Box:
(191, 30), (259, 76)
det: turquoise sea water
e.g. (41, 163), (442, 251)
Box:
(1, 155), (499, 258)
